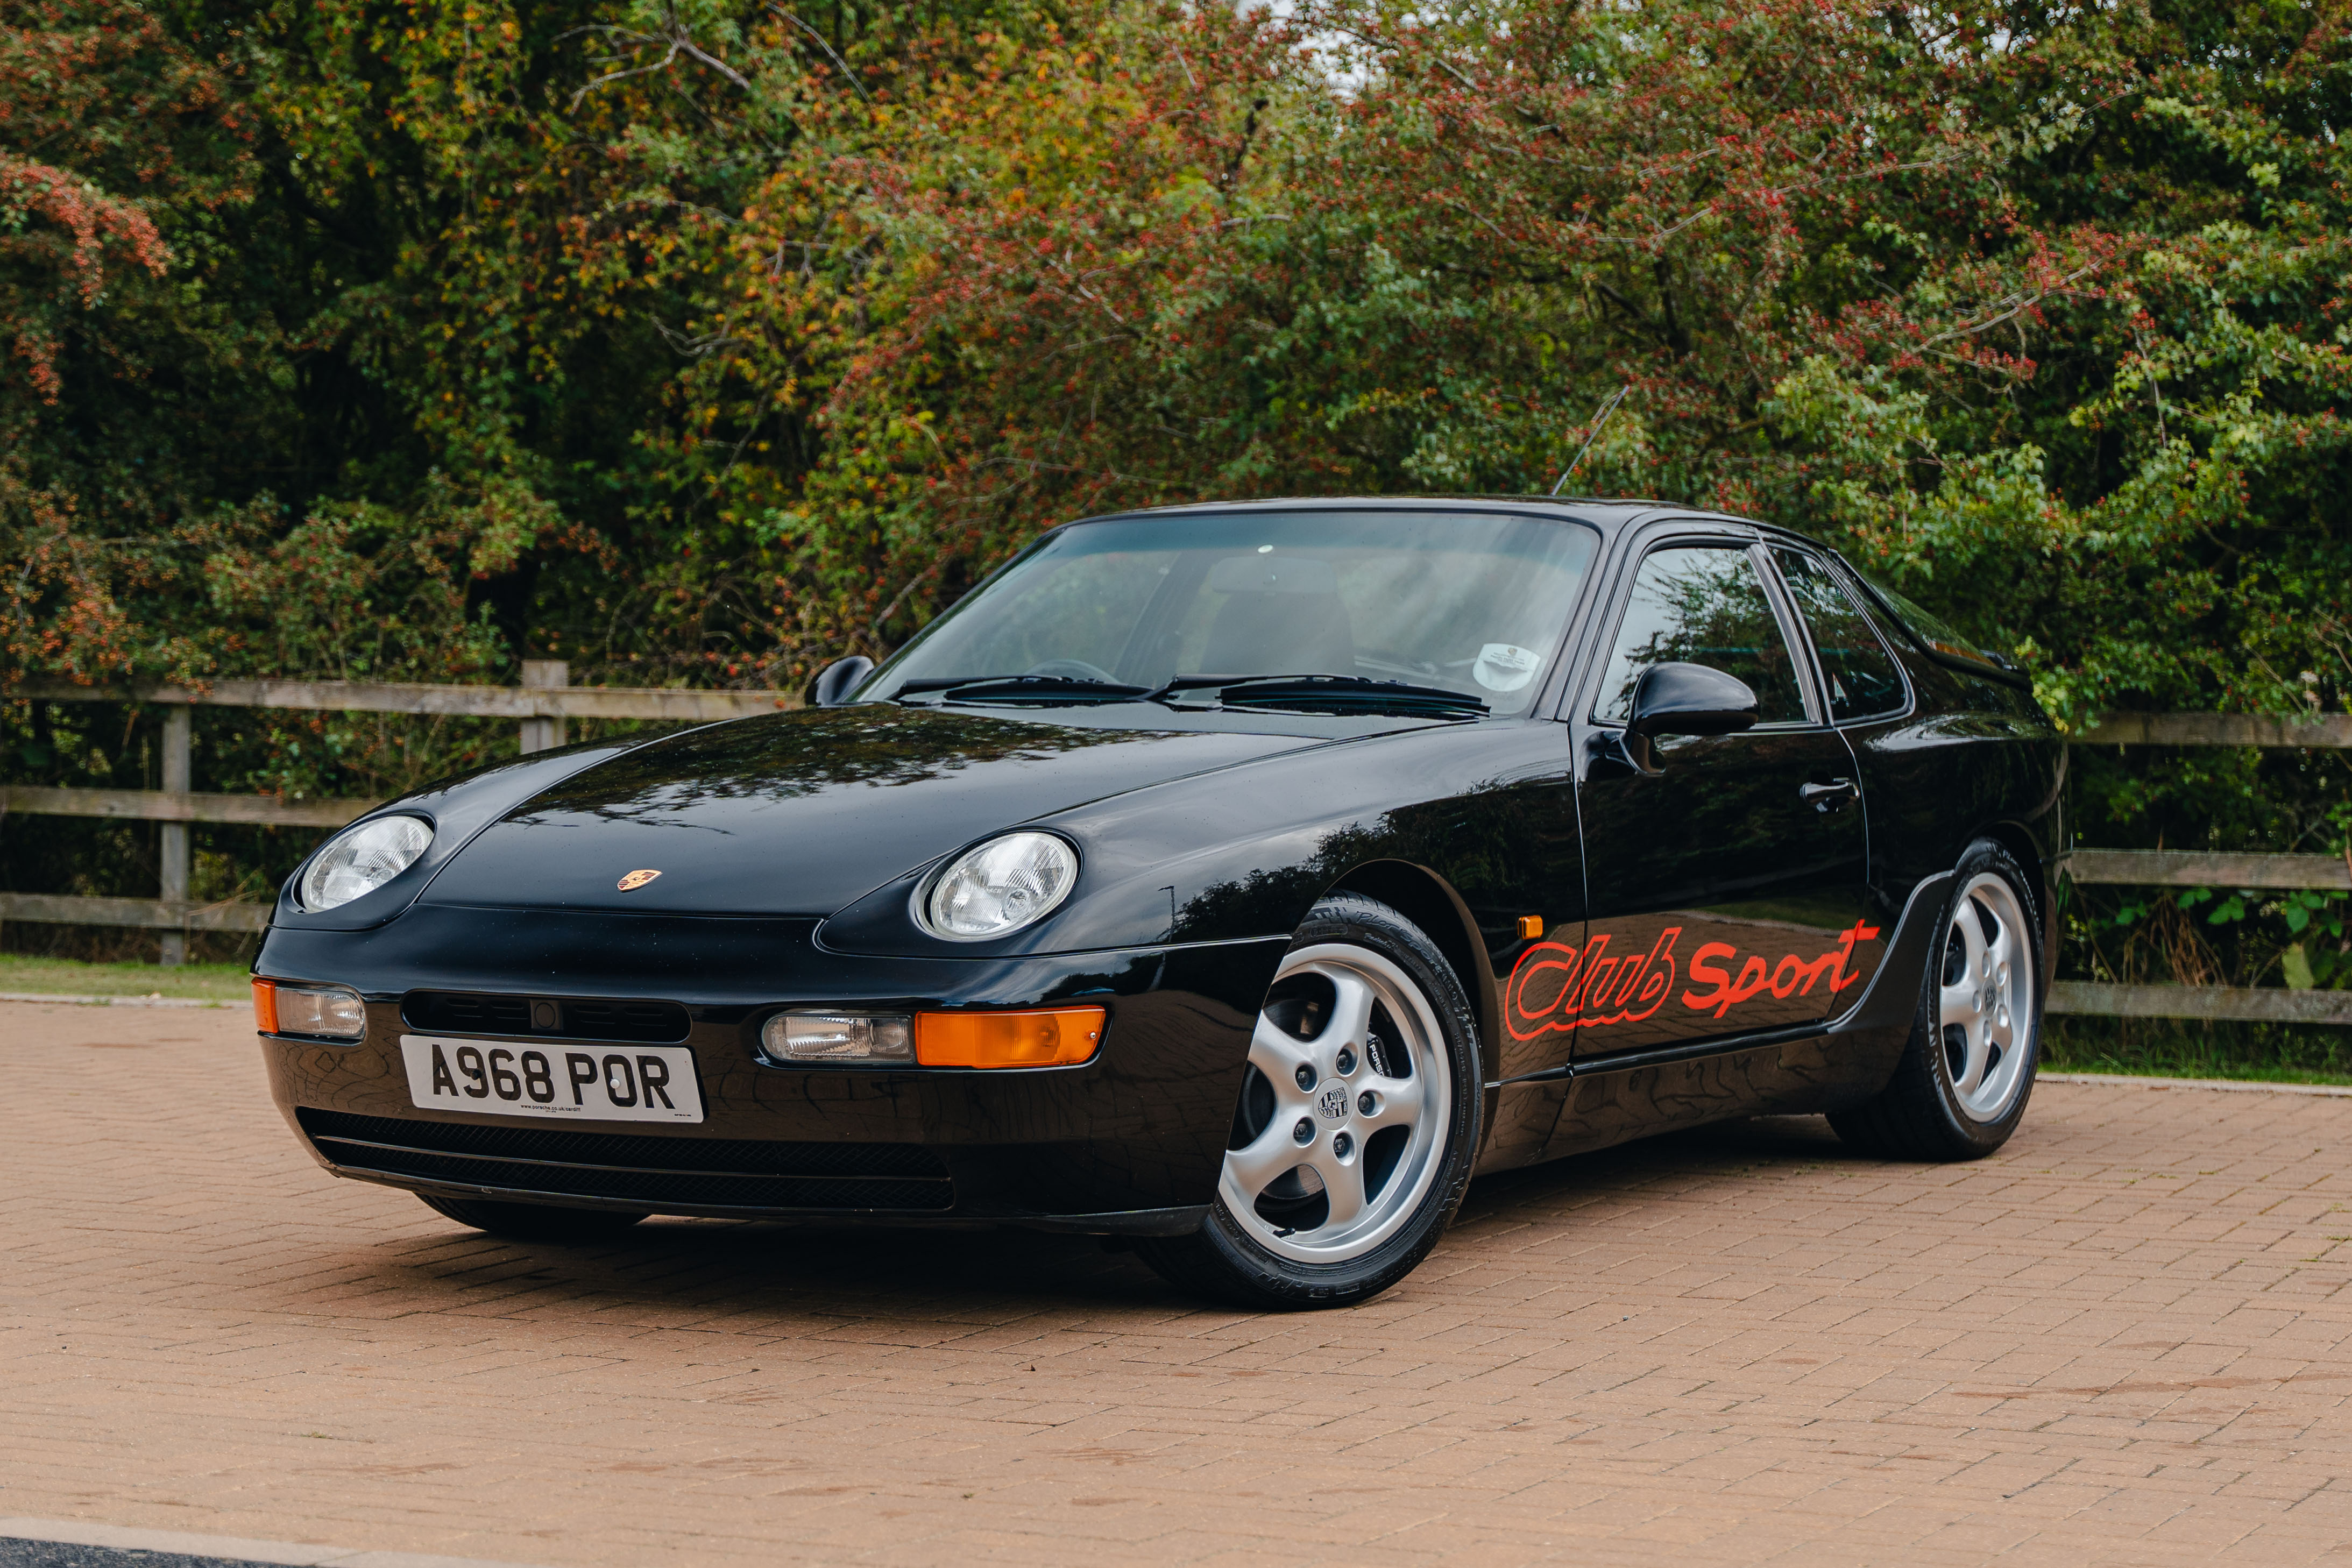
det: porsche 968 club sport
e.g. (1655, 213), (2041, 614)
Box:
(254, 498), (2063, 1308)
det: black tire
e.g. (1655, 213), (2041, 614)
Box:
(1136, 891), (1483, 1309)
(1829, 838), (2044, 1161)
(417, 1193), (649, 1243)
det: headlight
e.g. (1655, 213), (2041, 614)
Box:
(300, 815), (433, 911)
(923, 831), (1078, 940)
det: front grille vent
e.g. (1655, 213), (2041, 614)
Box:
(295, 1108), (953, 1214)
(401, 991), (690, 1044)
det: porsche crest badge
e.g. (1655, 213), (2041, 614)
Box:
(616, 869), (662, 892)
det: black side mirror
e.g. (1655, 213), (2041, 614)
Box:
(1612, 661), (1758, 773)
(809, 655), (875, 708)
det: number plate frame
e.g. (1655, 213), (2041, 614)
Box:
(397, 1034), (705, 1123)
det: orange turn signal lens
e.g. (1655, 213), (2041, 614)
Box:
(251, 977), (278, 1034)
(914, 1006), (1106, 1069)
(1517, 915), (1545, 940)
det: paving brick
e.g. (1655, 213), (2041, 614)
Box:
(9, 999), (2352, 1563)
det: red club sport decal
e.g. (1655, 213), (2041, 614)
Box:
(1506, 919), (1882, 1040)
(1505, 927), (1684, 1041)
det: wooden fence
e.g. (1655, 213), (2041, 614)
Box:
(4, 663), (797, 962)
(4, 673), (2349, 1023)
(2052, 713), (2352, 1025)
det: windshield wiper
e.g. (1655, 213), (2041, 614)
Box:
(894, 671), (1488, 718)
(895, 675), (1154, 706)
(1151, 674), (1489, 718)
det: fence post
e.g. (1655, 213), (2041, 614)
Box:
(519, 659), (569, 754)
(159, 705), (190, 966)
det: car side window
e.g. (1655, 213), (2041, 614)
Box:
(1769, 547), (1909, 721)
(1593, 543), (1809, 725)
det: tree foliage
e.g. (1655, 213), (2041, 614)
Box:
(1, 0), (2347, 975)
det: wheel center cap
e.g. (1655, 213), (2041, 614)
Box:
(1315, 1083), (1349, 1122)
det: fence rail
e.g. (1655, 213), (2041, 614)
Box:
(5, 679), (2349, 1023)
(1, 784), (374, 828)
(16, 675), (798, 723)
(2074, 712), (2352, 747)
(2066, 849), (2352, 891)
(2048, 981), (2352, 1026)
(0, 891), (273, 933)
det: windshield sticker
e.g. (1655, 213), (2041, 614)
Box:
(1506, 920), (1882, 1041)
(1473, 643), (1541, 692)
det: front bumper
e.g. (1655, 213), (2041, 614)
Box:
(258, 905), (1287, 1233)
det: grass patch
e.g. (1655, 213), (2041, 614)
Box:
(2045, 1013), (2352, 1086)
(0, 952), (251, 1003)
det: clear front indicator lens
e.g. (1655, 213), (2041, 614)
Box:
(925, 832), (1078, 940)
(300, 815), (432, 911)
(762, 1011), (913, 1063)
(258, 980), (366, 1041)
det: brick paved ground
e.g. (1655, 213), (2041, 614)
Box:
(6, 998), (2352, 1567)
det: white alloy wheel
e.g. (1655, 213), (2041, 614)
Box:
(1939, 871), (2035, 1122)
(1219, 942), (1453, 1265)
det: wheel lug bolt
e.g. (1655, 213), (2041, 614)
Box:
(1294, 1064), (1316, 1090)
(1335, 1046), (1356, 1074)
(1358, 1091), (1377, 1115)
(1333, 1131), (1354, 1159)
(1292, 1117), (1313, 1145)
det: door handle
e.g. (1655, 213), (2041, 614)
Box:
(1800, 777), (1860, 812)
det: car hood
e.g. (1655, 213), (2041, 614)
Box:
(415, 704), (1334, 918)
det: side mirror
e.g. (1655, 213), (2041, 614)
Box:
(808, 655), (875, 708)
(1614, 661), (1758, 773)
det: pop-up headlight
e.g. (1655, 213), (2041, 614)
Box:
(921, 831), (1078, 941)
(299, 815), (433, 912)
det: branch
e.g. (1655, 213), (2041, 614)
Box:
(768, 6), (872, 104)
(564, 4), (756, 108)
(1912, 262), (2108, 350)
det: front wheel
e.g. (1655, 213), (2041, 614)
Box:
(1829, 838), (2043, 1160)
(1137, 892), (1482, 1309)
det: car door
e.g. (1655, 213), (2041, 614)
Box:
(1531, 528), (1883, 1062)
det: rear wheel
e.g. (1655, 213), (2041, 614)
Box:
(417, 1193), (648, 1243)
(1829, 839), (2042, 1160)
(1137, 892), (1482, 1309)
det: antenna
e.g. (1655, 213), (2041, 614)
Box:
(1550, 384), (1630, 496)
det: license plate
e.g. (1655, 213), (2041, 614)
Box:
(398, 1034), (705, 1123)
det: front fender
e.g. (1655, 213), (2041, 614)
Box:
(817, 720), (1582, 962)
(266, 736), (665, 934)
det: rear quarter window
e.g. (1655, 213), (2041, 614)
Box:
(1770, 547), (1908, 721)
(1844, 562), (2029, 685)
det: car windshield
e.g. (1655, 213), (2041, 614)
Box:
(862, 509), (1602, 716)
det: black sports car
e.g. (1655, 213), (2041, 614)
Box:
(254, 498), (2062, 1308)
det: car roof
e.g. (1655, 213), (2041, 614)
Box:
(1062, 494), (1806, 544)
